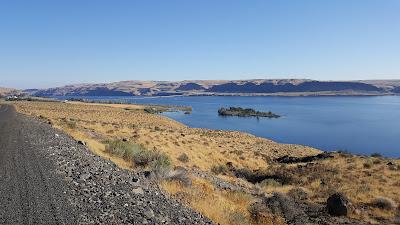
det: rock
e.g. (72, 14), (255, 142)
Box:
(327, 193), (349, 216)
(276, 152), (334, 164)
(77, 140), (86, 146)
(143, 209), (155, 219)
(79, 173), (91, 181)
(132, 187), (144, 195)
(143, 171), (151, 178)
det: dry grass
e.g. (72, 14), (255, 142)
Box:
(161, 177), (286, 225)
(14, 101), (319, 171)
(13, 101), (400, 224)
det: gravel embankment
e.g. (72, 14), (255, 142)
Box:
(0, 105), (214, 225)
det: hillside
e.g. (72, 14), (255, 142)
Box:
(28, 79), (400, 97)
(0, 87), (18, 97)
(13, 100), (400, 225)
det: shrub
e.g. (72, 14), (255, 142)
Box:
(263, 192), (300, 220)
(157, 167), (191, 186)
(105, 140), (171, 170)
(370, 197), (397, 210)
(287, 187), (308, 201)
(151, 152), (172, 170)
(363, 160), (373, 169)
(211, 164), (229, 175)
(371, 153), (382, 158)
(104, 140), (132, 157)
(259, 179), (282, 187)
(177, 153), (190, 163)
(65, 120), (77, 129)
(228, 211), (247, 225)
(372, 159), (382, 164)
(248, 202), (268, 221)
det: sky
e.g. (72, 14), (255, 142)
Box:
(0, 0), (399, 89)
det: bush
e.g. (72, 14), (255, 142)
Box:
(105, 140), (171, 170)
(371, 153), (383, 158)
(363, 160), (373, 169)
(370, 197), (397, 210)
(259, 179), (282, 187)
(211, 164), (229, 175)
(64, 120), (77, 129)
(157, 167), (191, 186)
(228, 211), (247, 225)
(104, 140), (133, 157)
(287, 187), (308, 201)
(248, 202), (268, 221)
(177, 153), (190, 163)
(151, 152), (172, 170)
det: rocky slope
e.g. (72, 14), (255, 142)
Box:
(27, 79), (400, 97)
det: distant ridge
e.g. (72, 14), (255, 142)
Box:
(27, 79), (400, 97)
(0, 87), (19, 97)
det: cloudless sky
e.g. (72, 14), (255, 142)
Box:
(0, 0), (399, 88)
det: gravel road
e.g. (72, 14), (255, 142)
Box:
(0, 104), (214, 225)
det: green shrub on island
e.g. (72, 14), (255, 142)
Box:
(218, 107), (280, 118)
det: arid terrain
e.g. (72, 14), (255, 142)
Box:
(13, 100), (400, 225)
(0, 87), (18, 96)
(26, 79), (400, 97)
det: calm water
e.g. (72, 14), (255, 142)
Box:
(59, 96), (400, 157)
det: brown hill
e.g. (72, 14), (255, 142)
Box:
(28, 79), (400, 97)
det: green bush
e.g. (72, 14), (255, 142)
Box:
(371, 153), (382, 158)
(105, 140), (171, 169)
(104, 140), (132, 157)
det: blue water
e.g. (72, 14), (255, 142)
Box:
(58, 96), (400, 157)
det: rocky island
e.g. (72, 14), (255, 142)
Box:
(218, 107), (281, 118)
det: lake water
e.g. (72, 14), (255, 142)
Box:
(59, 96), (400, 157)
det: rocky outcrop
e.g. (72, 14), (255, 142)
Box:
(176, 83), (206, 91)
(276, 152), (334, 164)
(392, 86), (400, 93)
(326, 193), (350, 216)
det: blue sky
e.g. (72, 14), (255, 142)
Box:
(0, 0), (399, 88)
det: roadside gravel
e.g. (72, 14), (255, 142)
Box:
(0, 105), (214, 225)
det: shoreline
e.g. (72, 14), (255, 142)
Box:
(43, 97), (400, 158)
(39, 92), (400, 99)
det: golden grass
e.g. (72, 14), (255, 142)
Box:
(13, 101), (400, 224)
(58, 124), (133, 170)
(161, 177), (286, 225)
(14, 101), (319, 171)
